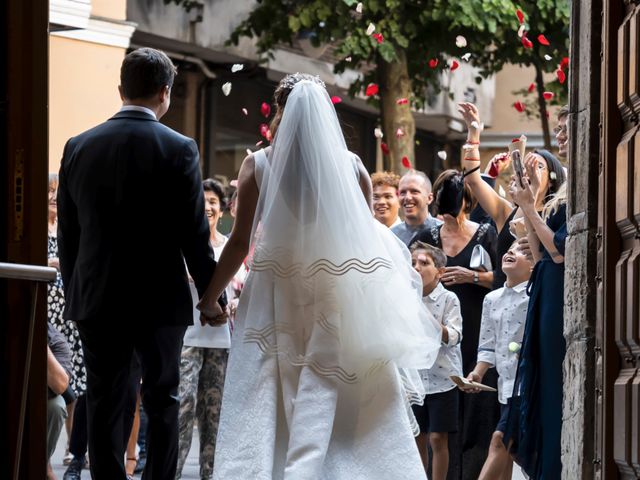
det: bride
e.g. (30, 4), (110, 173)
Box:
(198, 73), (442, 479)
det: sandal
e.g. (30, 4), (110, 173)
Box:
(126, 457), (138, 477)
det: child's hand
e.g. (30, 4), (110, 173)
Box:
(463, 371), (483, 394)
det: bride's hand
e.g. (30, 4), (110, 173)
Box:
(197, 298), (228, 326)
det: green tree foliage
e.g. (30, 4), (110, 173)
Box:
(169, 0), (569, 166)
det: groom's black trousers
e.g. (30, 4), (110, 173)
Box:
(76, 319), (187, 480)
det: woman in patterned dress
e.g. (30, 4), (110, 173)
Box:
(48, 173), (87, 463)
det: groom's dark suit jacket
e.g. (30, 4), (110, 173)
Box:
(57, 109), (218, 325)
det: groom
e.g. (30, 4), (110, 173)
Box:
(57, 48), (226, 479)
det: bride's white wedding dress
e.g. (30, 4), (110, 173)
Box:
(213, 80), (441, 479)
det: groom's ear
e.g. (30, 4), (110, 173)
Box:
(159, 85), (171, 103)
(118, 85), (125, 101)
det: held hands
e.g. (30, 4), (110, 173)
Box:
(441, 266), (474, 286)
(197, 297), (229, 327)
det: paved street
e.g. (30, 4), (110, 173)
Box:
(51, 426), (526, 479)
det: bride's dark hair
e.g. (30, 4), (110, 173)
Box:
(270, 73), (326, 137)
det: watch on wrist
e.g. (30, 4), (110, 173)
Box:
(473, 272), (479, 284)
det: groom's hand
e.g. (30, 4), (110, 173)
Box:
(197, 300), (228, 326)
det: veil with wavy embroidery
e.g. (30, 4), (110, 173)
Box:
(242, 79), (441, 386)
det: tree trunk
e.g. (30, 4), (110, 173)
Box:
(534, 61), (552, 150)
(378, 50), (415, 172)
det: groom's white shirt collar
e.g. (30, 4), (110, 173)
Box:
(119, 105), (157, 119)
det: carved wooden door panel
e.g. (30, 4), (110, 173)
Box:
(599, 0), (640, 478)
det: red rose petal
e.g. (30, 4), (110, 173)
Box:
(259, 123), (271, 139)
(450, 60), (460, 71)
(512, 138), (521, 143)
(516, 9), (525, 24)
(528, 82), (536, 93)
(381, 142), (390, 155)
(513, 101), (526, 113)
(401, 156), (412, 169)
(365, 83), (379, 96)
(428, 58), (439, 69)
(260, 102), (271, 118)
(372, 33), (384, 44)
(543, 91), (554, 100)
(556, 69), (566, 84)
(331, 95), (342, 104)
(560, 57), (570, 69)
(521, 35), (533, 49)
(396, 97), (409, 105)
(488, 160), (500, 178)
(537, 34), (550, 46)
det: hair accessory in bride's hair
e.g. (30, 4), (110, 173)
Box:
(280, 72), (326, 91)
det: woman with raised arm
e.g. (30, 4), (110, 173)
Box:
(457, 103), (566, 288)
(197, 73), (442, 480)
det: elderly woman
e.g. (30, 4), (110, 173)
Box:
(410, 169), (499, 480)
(457, 102), (566, 288)
(176, 178), (235, 480)
(371, 171), (401, 228)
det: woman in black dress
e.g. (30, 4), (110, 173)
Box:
(411, 170), (498, 480)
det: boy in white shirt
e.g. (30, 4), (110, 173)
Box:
(410, 241), (463, 480)
(464, 242), (532, 480)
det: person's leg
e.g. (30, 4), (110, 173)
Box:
(429, 432), (449, 480)
(414, 433), (429, 471)
(136, 325), (187, 480)
(77, 321), (135, 480)
(63, 400), (75, 464)
(126, 395), (141, 476)
(195, 348), (228, 479)
(125, 354), (143, 475)
(47, 395), (68, 461)
(176, 346), (202, 479)
(63, 394), (87, 479)
(478, 431), (512, 480)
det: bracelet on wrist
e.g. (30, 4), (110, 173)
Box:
(465, 140), (480, 145)
(463, 157), (481, 161)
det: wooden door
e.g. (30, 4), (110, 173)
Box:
(599, 0), (640, 478)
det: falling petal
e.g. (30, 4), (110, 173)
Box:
(428, 58), (439, 69)
(513, 101), (526, 113)
(543, 91), (554, 100)
(365, 83), (379, 96)
(356, 2), (363, 13)
(470, 121), (484, 131)
(528, 83), (536, 93)
(401, 156), (412, 169)
(556, 69), (566, 84)
(518, 24), (526, 38)
(331, 95), (342, 104)
(241, 108), (248, 116)
(381, 143), (390, 155)
(231, 64), (244, 73)
(345, 56), (352, 62)
(516, 9), (525, 24)
(222, 82), (232, 96)
(260, 102), (271, 118)
(456, 35), (467, 48)
(560, 57), (570, 69)
(521, 35), (533, 49)
(374, 127), (384, 138)
(544, 54), (552, 61)
(450, 60), (460, 71)
(537, 34), (550, 46)
(256, 140), (263, 147)
(396, 97), (409, 105)
(461, 53), (472, 62)
(437, 150), (447, 160)
(498, 185), (507, 198)
(366, 23), (376, 36)
(372, 33), (384, 44)
(246, 148), (252, 155)
(396, 128), (405, 138)
(259, 123), (270, 139)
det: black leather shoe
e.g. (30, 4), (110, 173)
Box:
(62, 456), (85, 480)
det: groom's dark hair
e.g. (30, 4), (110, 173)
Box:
(120, 48), (178, 100)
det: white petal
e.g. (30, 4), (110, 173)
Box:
(461, 53), (472, 62)
(242, 108), (248, 116)
(374, 127), (384, 138)
(455, 35), (467, 48)
(544, 54), (552, 61)
(498, 185), (507, 197)
(345, 56), (352, 62)
(222, 82), (232, 96)
(437, 150), (447, 160)
(518, 24), (526, 38)
(396, 128), (405, 137)
(231, 64), (244, 73)
(366, 23), (376, 36)
(356, 2), (363, 13)
(470, 121), (485, 131)
(246, 148), (252, 155)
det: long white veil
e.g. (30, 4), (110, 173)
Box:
(241, 80), (441, 423)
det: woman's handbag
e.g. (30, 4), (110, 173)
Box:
(470, 244), (493, 272)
